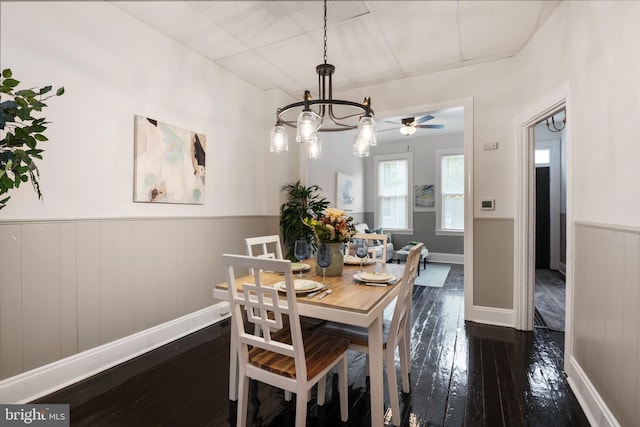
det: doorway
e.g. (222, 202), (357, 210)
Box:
(533, 118), (566, 332)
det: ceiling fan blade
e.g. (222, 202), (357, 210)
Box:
(416, 124), (445, 129)
(378, 127), (400, 133)
(384, 120), (402, 125)
(415, 115), (435, 124)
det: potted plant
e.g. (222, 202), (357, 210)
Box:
(280, 180), (329, 260)
(1, 68), (64, 209)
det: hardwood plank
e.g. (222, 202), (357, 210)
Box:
(33, 264), (590, 427)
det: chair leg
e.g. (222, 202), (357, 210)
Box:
(229, 332), (238, 400)
(295, 390), (308, 427)
(398, 337), (411, 394)
(338, 356), (349, 422)
(317, 375), (326, 406)
(385, 350), (401, 427)
(237, 371), (249, 427)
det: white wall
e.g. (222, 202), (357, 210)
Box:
(0, 1), (290, 221)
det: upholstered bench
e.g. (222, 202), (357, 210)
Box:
(393, 245), (429, 275)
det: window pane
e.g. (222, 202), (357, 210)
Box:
(378, 159), (408, 229)
(443, 195), (464, 230)
(535, 149), (550, 165)
(442, 154), (464, 194)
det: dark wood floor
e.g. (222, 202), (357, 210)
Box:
(35, 264), (590, 426)
(535, 268), (566, 332)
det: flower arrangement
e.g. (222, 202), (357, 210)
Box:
(304, 207), (356, 244)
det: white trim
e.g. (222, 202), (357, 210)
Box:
(0, 302), (231, 404)
(428, 252), (464, 264)
(469, 306), (515, 328)
(566, 357), (620, 427)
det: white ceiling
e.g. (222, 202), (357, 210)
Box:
(112, 0), (561, 140)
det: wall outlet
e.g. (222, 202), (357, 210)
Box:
(484, 142), (499, 150)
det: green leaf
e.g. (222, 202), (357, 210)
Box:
(2, 69), (12, 78)
(3, 78), (19, 88)
(56, 87), (65, 96)
(16, 89), (37, 98)
(34, 134), (48, 141)
(39, 86), (52, 95)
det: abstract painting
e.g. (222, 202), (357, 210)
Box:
(415, 184), (435, 211)
(336, 172), (354, 211)
(134, 115), (206, 204)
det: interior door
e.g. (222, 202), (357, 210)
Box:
(535, 167), (550, 269)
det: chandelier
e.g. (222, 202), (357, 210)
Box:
(269, 0), (376, 159)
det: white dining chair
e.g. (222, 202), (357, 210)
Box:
(245, 235), (284, 260)
(321, 242), (423, 426)
(352, 232), (388, 264)
(223, 254), (349, 427)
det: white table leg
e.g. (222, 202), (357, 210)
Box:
(368, 316), (384, 427)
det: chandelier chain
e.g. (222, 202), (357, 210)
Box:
(323, 0), (328, 64)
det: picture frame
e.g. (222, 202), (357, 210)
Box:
(133, 115), (206, 204)
(336, 172), (355, 211)
(414, 184), (435, 211)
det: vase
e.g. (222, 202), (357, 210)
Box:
(315, 242), (344, 277)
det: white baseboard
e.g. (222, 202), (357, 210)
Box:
(428, 252), (464, 264)
(0, 302), (231, 404)
(566, 356), (620, 427)
(469, 305), (515, 328)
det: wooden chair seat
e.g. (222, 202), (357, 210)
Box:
(249, 328), (349, 380)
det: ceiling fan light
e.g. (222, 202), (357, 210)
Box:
(400, 125), (416, 136)
(270, 124), (289, 153)
(296, 110), (321, 143)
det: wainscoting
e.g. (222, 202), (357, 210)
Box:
(570, 221), (640, 426)
(0, 216), (276, 382)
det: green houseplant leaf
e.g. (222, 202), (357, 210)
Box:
(0, 68), (64, 209)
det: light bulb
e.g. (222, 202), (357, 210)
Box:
(269, 125), (288, 153)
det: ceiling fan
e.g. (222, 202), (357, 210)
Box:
(383, 115), (445, 136)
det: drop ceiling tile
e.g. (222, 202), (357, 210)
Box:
(216, 50), (304, 94)
(320, 13), (403, 88)
(274, 1), (371, 31)
(459, 1), (543, 60)
(373, 1), (461, 74)
(188, 1), (305, 49)
(111, 1), (246, 59)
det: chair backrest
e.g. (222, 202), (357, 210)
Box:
(387, 243), (423, 347)
(352, 233), (388, 264)
(222, 254), (308, 380)
(245, 235), (284, 260)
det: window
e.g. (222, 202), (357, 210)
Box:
(436, 149), (464, 235)
(374, 153), (413, 232)
(535, 148), (550, 165)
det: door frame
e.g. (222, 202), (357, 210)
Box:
(513, 82), (573, 367)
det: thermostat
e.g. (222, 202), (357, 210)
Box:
(481, 199), (495, 210)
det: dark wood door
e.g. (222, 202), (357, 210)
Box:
(536, 167), (550, 269)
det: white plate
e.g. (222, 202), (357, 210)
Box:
(291, 262), (311, 272)
(343, 255), (375, 265)
(275, 279), (323, 294)
(354, 272), (397, 283)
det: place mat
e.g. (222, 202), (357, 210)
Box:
(353, 272), (397, 284)
(291, 262), (311, 272)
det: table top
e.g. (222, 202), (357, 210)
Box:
(214, 259), (405, 322)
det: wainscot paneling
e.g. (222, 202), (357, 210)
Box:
(0, 216), (277, 381)
(473, 218), (514, 309)
(572, 222), (640, 426)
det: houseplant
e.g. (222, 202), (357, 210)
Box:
(304, 207), (356, 276)
(0, 68), (64, 209)
(280, 180), (330, 260)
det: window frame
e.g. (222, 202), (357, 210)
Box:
(435, 148), (464, 236)
(374, 152), (413, 234)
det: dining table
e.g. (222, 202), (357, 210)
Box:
(213, 257), (406, 427)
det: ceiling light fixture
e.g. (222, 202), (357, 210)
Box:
(545, 111), (566, 133)
(399, 125), (417, 136)
(269, 0), (375, 159)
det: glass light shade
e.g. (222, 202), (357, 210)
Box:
(307, 136), (322, 160)
(296, 110), (321, 143)
(353, 140), (370, 157)
(400, 125), (416, 136)
(269, 125), (289, 153)
(357, 116), (377, 146)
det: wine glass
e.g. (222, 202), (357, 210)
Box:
(293, 240), (309, 277)
(354, 238), (369, 273)
(316, 243), (333, 285)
